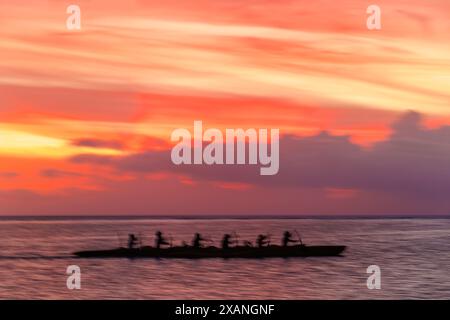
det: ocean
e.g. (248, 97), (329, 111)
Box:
(0, 217), (449, 299)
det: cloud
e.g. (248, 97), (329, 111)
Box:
(69, 111), (450, 200)
(0, 172), (18, 178)
(3, 111), (450, 215)
(40, 169), (84, 178)
(2, 1), (450, 115)
(71, 138), (124, 150)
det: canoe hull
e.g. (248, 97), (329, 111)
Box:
(74, 245), (346, 259)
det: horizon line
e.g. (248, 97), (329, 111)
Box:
(0, 214), (449, 221)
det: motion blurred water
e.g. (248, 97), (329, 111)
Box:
(0, 217), (449, 299)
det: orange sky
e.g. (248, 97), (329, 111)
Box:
(1, 0), (450, 215)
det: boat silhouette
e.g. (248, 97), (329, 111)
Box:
(74, 244), (346, 259)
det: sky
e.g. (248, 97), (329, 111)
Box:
(1, 0), (450, 215)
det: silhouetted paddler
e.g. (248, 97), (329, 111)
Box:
(222, 234), (233, 249)
(128, 234), (138, 249)
(256, 234), (269, 248)
(282, 231), (296, 247)
(155, 230), (169, 249)
(192, 233), (206, 248)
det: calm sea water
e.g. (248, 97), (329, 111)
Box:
(0, 217), (449, 299)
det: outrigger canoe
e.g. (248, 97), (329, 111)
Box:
(74, 244), (346, 259)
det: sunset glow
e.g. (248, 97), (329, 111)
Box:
(1, 0), (450, 214)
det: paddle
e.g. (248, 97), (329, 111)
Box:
(294, 230), (304, 246)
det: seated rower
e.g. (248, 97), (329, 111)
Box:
(155, 230), (170, 249)
(128, 234), (139, 249)
(256, 234), (269, 248)
(221, 234), (238, 249)
(192, 233), (206, 248)
(282, 231), (297, 247)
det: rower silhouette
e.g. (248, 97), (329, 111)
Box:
(256, 234), (269, 248)
(222, 233), (239, 249)
(155, 231), (170, 249)
(128, 234), (138, 249)
(282, 231), (297, 247)
(222, 234), (232, 249)
(192, 233), (206, 248)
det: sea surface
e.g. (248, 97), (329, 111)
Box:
(0, 217), (449, 299)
